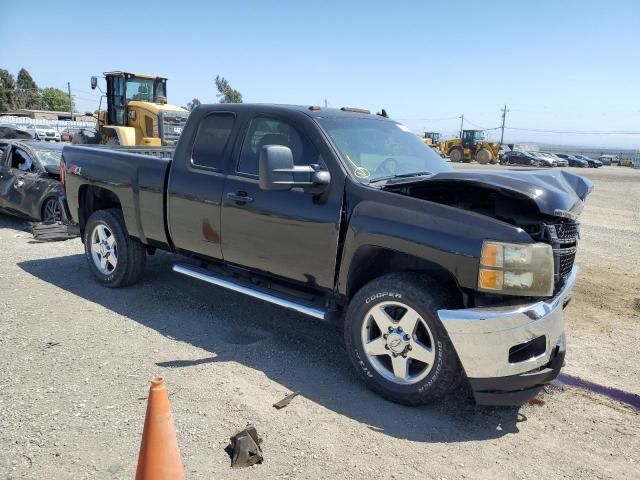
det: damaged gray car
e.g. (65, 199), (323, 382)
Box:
(0, 140), (67, 222)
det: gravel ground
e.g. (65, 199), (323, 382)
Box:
(1, 165), (638, 479)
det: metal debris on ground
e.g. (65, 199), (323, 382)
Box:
(31, 221), (80, 242)
(227, 425), (263, 468)
(273, 391), (299, 409)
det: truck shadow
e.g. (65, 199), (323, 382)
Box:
(18, 249), (526, 443)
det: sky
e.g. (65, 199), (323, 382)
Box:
(1, 0), (639, 148)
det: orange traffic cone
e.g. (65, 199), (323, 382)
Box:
(135, 377), (185, 480)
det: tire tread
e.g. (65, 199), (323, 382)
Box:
(84, 209), (145, 288)
(344, 272), (462, 405)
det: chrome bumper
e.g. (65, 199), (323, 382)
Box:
(438, 266), (578, 379)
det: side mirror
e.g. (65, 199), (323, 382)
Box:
(90, 76), (98, 90)
(259, 145), (330, 191)
(43, 164), (60, 178)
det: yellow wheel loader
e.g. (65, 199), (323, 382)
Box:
(422, 131), (441, 146)
(421, 132), (446, 157)
(438, 129), (500, 164)
(73, 71), (188, 147)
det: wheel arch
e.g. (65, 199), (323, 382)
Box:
(343, 245), (463, 304)
(78, 185), (123, 235)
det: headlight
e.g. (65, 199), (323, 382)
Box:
(478, 241), (554, 296)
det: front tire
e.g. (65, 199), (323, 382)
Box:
(84, 209), (146, 287)
(344, 273), (462, 405)
(448, 147), (465, 163)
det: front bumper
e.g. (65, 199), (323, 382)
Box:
(438, 266), (578, 405)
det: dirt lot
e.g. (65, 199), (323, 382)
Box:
(1, 165), (638, 479)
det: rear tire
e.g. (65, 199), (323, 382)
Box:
(344, 273), (462, 405)
(84, 209), (146, 288)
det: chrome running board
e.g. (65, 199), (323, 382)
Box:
(173, 263), (326, 320)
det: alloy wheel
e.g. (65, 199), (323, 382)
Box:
(361, 301), (436, 385)
(42, 199), (62, 222)
(90, 224), (118, 275)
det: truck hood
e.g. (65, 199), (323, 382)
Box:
(384, 169), (593, 219)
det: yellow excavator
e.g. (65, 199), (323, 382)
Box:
(438, 129), (500, 164)
(73, 71), (188, 146)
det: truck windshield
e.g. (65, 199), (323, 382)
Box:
(318, 117), (451, 183)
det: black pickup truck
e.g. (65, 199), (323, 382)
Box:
(61, 104), (592, 406)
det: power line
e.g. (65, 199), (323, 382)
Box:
(462, 118), (488, 130)
(395, 115), (462, 122)
(505, 127), (640, 135)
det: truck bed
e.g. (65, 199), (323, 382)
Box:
(62, 145), (172, 246)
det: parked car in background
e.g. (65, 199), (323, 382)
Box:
(498, 146), (512, 163)
(502, 150), (538, 166)
(0, 140), (66, 221)
(598, 154), (618, 166)
(60, 128), (81, 142)
(26, 125), (61, 142)
(0, 123), (34, 140)
(528, 151), (558, 167)
(556, 154), (588, 168)
(539, 152), (569, 167)
(573, 154), (602, 168)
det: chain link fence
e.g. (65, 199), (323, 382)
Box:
(0, 115), (96, 132)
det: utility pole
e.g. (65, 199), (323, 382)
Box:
(67, 82), (73, 120)
(459, 113), (464, 138)
(500, 104), (509, 145)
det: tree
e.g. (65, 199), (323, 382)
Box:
(214, 76), (242, 103)
(41, 87), (73, 112)
(16, 68), (42, 109)
(186, 98), (202, 111)
(0, 69), (17, 112)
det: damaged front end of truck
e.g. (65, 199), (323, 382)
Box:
(377, 169), (593, 404)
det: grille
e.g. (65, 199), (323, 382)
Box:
(159, 111), (189, 147)
(547, 221), (579, 285)
(554, 222), (579, 242)
(556, 247), (576, 279)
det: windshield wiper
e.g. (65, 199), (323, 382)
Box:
(369, 171), (433, 183)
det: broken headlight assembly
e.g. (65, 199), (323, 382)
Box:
(478, 241), (554, 297)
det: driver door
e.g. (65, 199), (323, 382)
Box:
(220, 114), (343, 290)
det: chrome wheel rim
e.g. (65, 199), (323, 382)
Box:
(90, 224), (118, 275)
(361, 301), (436, 385)
(43, 199), (61, 221)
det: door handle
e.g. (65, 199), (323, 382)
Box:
(227, 191), (254, 204)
